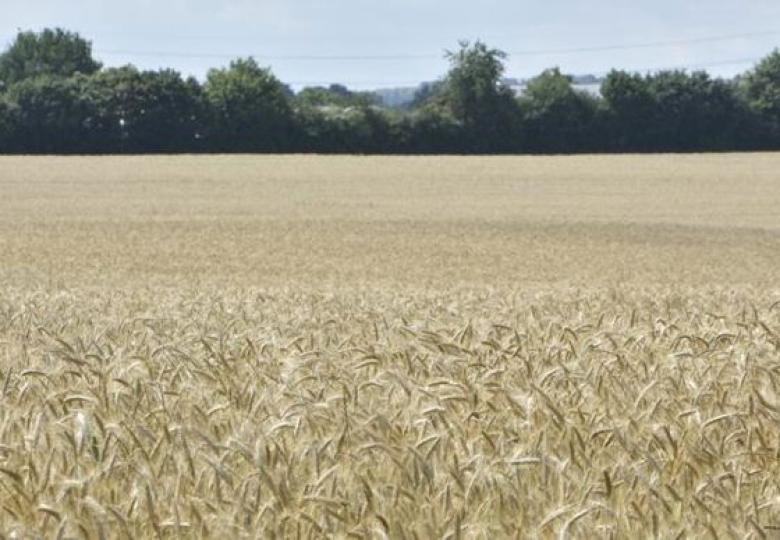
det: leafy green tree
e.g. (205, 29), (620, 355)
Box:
(398, 109), (463, 153)
(85, 66), (205, 152)
(439, 41), (522, 152)
(295, 105), (397, 153)
(519, 68), (598, 153)
(4, 74), (99, 153)
(600, 70), (656, 151)
(647, 71), (745, 151)
(407, 81), (445, 110)
(345, 107), (396, 152)
(295, 84), (378, 109)
(742, 50), (780, 143)
(0, 28), (101, 86)
(0, 98), (17, 152)
(602, 70), (748, 151)
(204, 58), (296, 152)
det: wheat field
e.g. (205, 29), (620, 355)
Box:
(1, 154), (779, 538)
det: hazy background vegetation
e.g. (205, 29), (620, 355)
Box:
(0, 28), (779, 154)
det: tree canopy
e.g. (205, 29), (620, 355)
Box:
(519, 68), (598, 153)
(4, 74), (97, 153)
(742, 50), (780, 142)
(438, 41), (522, 151)
(295, 84), (379, 109)
(204, 58), (296, 152)
(86, 66), (205, 152)
(0, 29), (779, 154)
(0, 28), (101, 87)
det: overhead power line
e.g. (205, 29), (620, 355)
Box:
(507, 30), (780, 56)
(90, 29), (780, 62)
(288, 57), (762, 88)
(586, 56), (761, 78)
(95, 50), (436, 61)
(0, 28), (769, 89)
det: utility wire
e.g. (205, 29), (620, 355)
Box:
(507, 30), (780, 56)
(95, 50), (436, 61)
(89, 29), (780, 62)
(0, 28), (768, 88)
(582, 56), (761, 78)
(288, 57), (762, 88)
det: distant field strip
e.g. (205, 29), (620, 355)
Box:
(1, 154), (779, 228)
(0, 154), (779, 538)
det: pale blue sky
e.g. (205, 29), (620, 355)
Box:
(2, 1), (779, 88)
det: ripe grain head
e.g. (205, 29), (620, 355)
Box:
(0, 154), (779, 537)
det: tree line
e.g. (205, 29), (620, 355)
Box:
(0, 28), (779, 154)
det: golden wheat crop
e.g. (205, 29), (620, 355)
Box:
(1, 154), (779, 538)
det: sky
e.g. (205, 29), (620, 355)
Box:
(1, 0), (779, 89)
